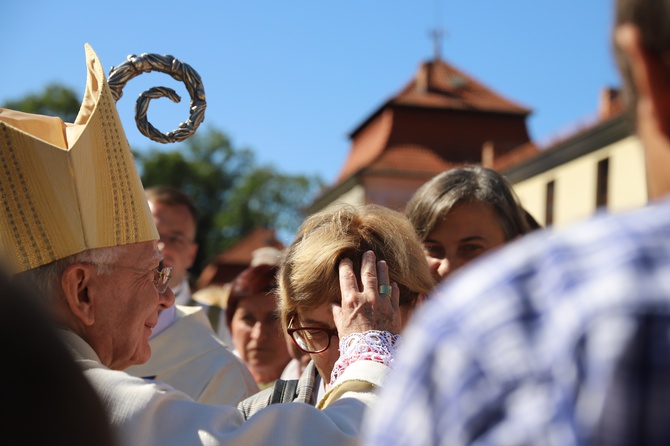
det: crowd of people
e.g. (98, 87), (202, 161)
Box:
(1, 0), (668, 443)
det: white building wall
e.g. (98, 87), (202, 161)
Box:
(608, 136), (647, 212)
(513, 135), (646, 229)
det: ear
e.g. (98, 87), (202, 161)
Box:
(615, 24), (670, 133)
(61, 263), (97, 326)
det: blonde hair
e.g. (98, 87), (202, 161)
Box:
(278, 203), (435, 332)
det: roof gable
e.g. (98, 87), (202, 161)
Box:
(350, 58), (531, 138)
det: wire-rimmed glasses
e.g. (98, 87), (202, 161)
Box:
(151, 265), (172, 293)
(287, 326), (339, 354)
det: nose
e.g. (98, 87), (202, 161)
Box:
(435, 257), (455, 280)
(426, 256), (451, 281)
(437, 258), (450, 278)
(159, 285), (175, 310)
(251, 321), (266, 341)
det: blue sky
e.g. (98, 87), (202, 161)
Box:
(1, 1), (619, 186)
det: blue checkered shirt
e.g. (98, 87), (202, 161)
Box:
(364, 199), (670, 446)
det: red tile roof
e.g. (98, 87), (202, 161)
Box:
(195, 228), (283, 289)
(392, 59), (531, 113)
(337, 109), (394, 182)
(365, 144), (455, 175)
(350, 58), (531, 138)
(213, 228), (283, 264)
(337, 58), (532, 184)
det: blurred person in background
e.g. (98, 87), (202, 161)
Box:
(3, 271), (115, 446)
(405, 166), (535, 283)
(226, 264), (292, 389)
(146, 185), (229, 341)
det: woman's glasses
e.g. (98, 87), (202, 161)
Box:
(287, 326), (339, 354)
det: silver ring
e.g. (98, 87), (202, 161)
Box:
(379, 284), (392, 297)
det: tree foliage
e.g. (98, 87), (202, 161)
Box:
(137, 127), (323, 275)
(219, 166), (317, 241)
(3, 83), (324, 277)
(2, 84), (81, 123)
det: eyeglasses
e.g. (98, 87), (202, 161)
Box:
(287, 326), (339, 354)
(158, 233), (194, 250)
(151, 265), (172, 293)
(92, 262), (173, 294)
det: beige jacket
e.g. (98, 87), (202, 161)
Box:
(62, 330), (390, 446)
(125, 305), (258, 405)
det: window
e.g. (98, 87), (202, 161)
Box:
(545, 180), (555, 226)
(596, 158), (609, 209)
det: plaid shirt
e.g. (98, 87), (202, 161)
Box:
(364, 199), (670, 446)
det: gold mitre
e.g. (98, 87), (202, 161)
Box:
(0, 44), (158, 274)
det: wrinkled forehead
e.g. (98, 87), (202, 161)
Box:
(118, 241), (163, 266)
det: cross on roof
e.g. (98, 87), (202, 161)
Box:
(429, 27), (445, 60)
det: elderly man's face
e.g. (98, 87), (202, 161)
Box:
(89, 242), (174, 370)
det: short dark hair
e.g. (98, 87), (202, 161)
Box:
(145, 185), (198, 224)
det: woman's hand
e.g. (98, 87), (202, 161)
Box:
(333, 250), (402, 338)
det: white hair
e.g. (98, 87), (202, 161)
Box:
(14, 246), (126, 305)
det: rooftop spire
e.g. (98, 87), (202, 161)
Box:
(430, 0), (445, 60)
(429, 28), (444, 60)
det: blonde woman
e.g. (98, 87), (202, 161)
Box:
(239, 204), (434, 417)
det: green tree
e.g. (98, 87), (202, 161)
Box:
(219, 165), (319, 242)
(137, 126), (323, 275)
(2, 84), (80, 123)
(3, 83), (323, 276)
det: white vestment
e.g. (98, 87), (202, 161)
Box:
(125, 305), (258, 405)
(62, 330), (389, 446)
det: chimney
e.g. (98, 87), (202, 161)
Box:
(416, 63), (428, 93)
(598, 87), (623, 120)
(481, 141), (495, 168)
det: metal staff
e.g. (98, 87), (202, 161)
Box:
(108, 52), (206, 144)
